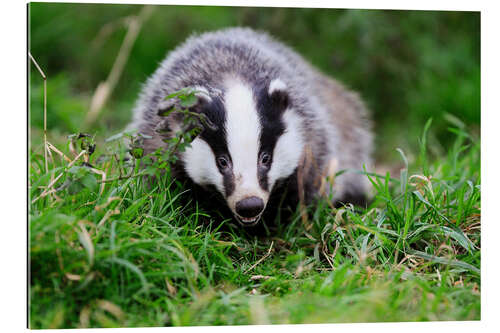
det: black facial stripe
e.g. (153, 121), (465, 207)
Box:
(254, 82), (287, 191)
(196, 95), (235, 197)
(222, 173), (235, 197)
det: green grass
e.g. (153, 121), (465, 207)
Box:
(29, 119), (480, 328)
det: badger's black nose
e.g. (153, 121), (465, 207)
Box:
(235, 196), (264, 218)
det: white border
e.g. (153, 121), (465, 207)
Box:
(11, 0), (484, 11)
(2, 0), (498, 332)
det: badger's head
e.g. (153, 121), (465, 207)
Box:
(159, 77), (305, 226)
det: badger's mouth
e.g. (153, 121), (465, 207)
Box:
(234, 213), (263, 227)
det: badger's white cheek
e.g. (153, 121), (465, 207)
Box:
(268, 111), (305, 188)
(182, 138), (224, 194)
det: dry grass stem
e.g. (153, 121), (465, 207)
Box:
(77, 220), (95, 266)
(409, 174), (434, 197)
(31, 150), (87, 203)
(97, 208), (120, 228)
(95, 196), (121, 211)
(244, 241), (274, 274)
(322, 239), (339, 270)
(96, 300), (125, 321)
(47, 142), (72, 163)
(85, 5), (154, 126)
(65, 273), (82, 281)
(29, 52), (49, 174)
(78, 305), (91, 328)
(250, 275), (271, 281)
(89, 167), (107, 194)
(164, 278), (177, 297)
(91, 16), (132, 50)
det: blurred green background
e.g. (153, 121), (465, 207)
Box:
(29, 3), (480, 163)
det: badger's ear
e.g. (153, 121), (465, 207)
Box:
(268, 78), (289, 112)
(156, 86), (216, 135)
(157, 86), (212, 117)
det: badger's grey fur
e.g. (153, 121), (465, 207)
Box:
(129, 27), (373, 226)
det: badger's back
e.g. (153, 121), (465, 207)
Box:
(130, 27), (372, 211)
(132, 28), (317, 135)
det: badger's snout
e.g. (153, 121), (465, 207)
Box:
(235, 196), (264, 221)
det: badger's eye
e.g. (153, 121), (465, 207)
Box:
(259, 152), (271, 168)
(216, 155), (231, 171)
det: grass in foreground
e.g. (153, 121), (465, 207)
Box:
(29, 120), (480, 328)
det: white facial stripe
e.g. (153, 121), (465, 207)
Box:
(268, 109), (305, 188)
(182, 137), (224, 193)
(223, 79), (268, 209)
(224, 79), (260, 181)
(268, 78), (287, 94)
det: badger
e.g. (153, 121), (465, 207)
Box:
(129, 27), (373, 226)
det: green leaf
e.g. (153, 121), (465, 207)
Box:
(67, 179), (84, 194)
(179, 94), (198, 108)
(158, 107), (176, 117)
(67, 165), (83, 175)
(81, 174), (98, 191)
(130, 147), (144, 159)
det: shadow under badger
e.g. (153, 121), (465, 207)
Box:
(129, 28), (373, 227)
